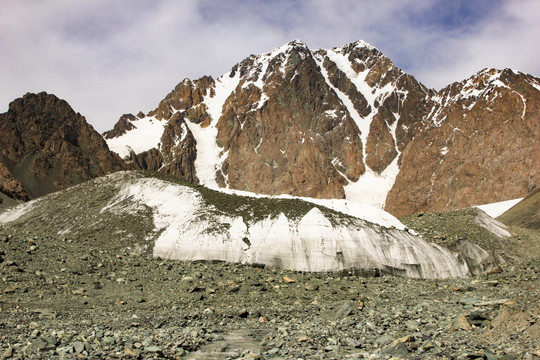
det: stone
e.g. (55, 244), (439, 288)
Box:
(123, 346), (139, 357)
(29, 338), (56, 352)
(56, 346), (73, 356)
(103, 336), (115, 345)
(335, 302), (354, 319)
(376, 335), (393, 345)
(72, 341), (85, 354)
(384, 341), (410, 357)
(457, 315), (473, 331)
(238, 309), (249, 318)
(2, 346), (14, 358)
(145, 345), (163, 355)
(467, 312), (491, 327)
(304, 282), (319, 291)
(345, 337), (361, 348)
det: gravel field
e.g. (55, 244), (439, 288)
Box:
(0, 224), (539, 359)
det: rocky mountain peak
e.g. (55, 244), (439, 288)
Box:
(0, 92), (126, 202)
(105, 40), (539, 216)
(102, 113), (138, 139)
(386, 68), (540, 216)
(286, 38), (308, 48)
(3, 92), (78, 156)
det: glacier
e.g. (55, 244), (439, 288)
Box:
(5, 172), (483, 278)
(104, 175), (471, 278)
(1, 172), (509, 278)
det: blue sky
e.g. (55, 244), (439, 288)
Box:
(1, 0), (538, 132)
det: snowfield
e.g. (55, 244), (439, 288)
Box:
(104, 176), (470, 278)
(474, 198), (523, 218)
(106, 116), (167, 159)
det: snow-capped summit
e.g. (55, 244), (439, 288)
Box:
(103, 39), (540, 217)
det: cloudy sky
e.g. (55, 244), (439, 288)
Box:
(1, 0), (539, 132)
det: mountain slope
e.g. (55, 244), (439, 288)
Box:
(0, 171), (497, 278)
(105, 41), (539, 217)
(386, 68), (540, 216)
(0, 92), (127, 204)
(497, 188), (540, 230)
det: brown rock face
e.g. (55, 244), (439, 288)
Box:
(107, 40), (431, 199)
(385, 69), (540, 217)
(102, 113), (138, 139)
(158, 113), (198, 183)
(497, 188), (540, 230)
(149, 77), (214, 123)
(313, 44), (432, 175)
(105, 41), (539, 216)
(111, 79), (208, 184)
(217, 41), (364, 198)
(0, 92), (126, 200)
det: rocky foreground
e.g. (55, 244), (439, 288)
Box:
(0, 224), (539, 360)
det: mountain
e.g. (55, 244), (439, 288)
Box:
(386, 68), (540, 216)
(0, 92), (127, 204)
(105, 40), (540, 217)
(497, 187), (540, 230)
(0, 171), (504, 278)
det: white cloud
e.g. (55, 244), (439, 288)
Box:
(403, 0), (540, 88)
(1, 0), (538, 132)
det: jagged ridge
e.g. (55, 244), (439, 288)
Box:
(105, 40), (540, 216)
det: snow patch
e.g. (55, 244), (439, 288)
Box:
(344, 157), (401, 209)
(325, 109), (338, 118)
(106, 116), (166, 158)
(188, 70), (240, 188)
(528, 78), (540, 92)
(205, 71), (240, 124)
(474, 198), (523, 218)
(302, 197), (406, 230)
(216, 182), (405, 230)
(184, 119), (220, 189)
(313, 49), (403, 207)
(474, 210), (511, 238)
(0, 198), (42, 224)
(256, 93), (269, 110)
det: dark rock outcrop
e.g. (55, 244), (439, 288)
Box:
(0, 92), (127, 201)
(102, 113), (138, 139)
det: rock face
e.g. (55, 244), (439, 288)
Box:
(0, 92), (126, 201)
(0, 162), (28, 201)
(385, 69), (540, 217)
(105, 40), (540, 216)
